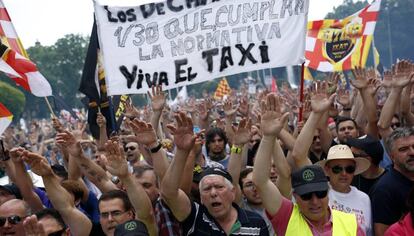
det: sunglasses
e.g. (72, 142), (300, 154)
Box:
(124, 146), (136, 151)
(48, 228), (67, 236)
(299, 190), (328, 201)
(331, 165), (356, 174)
(0, 215), (23, 226)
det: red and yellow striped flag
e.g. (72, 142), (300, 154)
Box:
(305, 0), (381, 72)
(214, 78), (231, 100)
(0, 102), (12, 135)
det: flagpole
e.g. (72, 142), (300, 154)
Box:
(44, 97), (56, 118)
(298, 63), (305, 122)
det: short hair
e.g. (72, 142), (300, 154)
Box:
(51, 164), (68, 180)
(132, 165), (159, 187)
(61, 180), (84, 202)
(335, 116), (358, 132)
(239, 168), (253, 190)
(385, 127), (414, 154)
(98, 190), (133, 212)
(199, 174), (234, 191)
(36, 208), (66, 229)
(205, 127), (228, 155)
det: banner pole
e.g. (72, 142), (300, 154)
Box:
(298, 63), (305, 122)
(44, 97), (56, 118)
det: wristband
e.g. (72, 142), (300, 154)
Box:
(343, 108), (351, 111)
(149, 142), (162, 153)
(230, 145), (242, 154)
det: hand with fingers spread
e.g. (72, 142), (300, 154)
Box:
(310, 81), (336, 113)
(51, 117), (64, 133)
(96, 112), (106, 128)
(382, 70), (393, 89)
(327, 72), (340, 94)
(367, 78), (381, 97)
(148, 85), (166, 112)
(167, 112), (195, 151)
(124, 100), (140, 119)
(223, 99), (238, 117)
(351, 67), (370, 89)
(105, 140), (129, 178)
(392, 60), (413, 88)
(127, 119), (158, 147)
(238, 96), (249, 117)
(337, 88), (352, 109)
(197, 100), (209, 121)
(260, 93), (289, 137)
(232, 118), (252, 146)
(23, 215), (47, 236)
(55, 130), (83, 158)
(22, 151), (53, 177)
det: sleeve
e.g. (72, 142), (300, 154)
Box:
(371, 187), (399, 225)
(181, 201), (199, 235)
(265, 197), (293, 236)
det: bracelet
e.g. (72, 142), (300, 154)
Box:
(343, 108), (352, 111)
(230, 145), (242, 154)
(149, 142), (162, 153)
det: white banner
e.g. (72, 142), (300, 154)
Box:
(95, 0), (309, 95)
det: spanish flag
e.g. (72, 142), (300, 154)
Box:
(305, 0), (381, 72)
(0, 102), (12, 135)
(214, 78), (231, 100)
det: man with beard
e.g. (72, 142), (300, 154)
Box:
(335, 117), (359, 144)
(370, 127), (414, 236)
(204, 127), (229, 168)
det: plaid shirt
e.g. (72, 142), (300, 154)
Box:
(155, 198), (183, 236)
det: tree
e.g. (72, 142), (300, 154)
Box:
(0, 80), (25, 121)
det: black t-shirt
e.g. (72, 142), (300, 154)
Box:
(352, 169), (387, 195)
(370, 168), (414, 225)
(89, 222), (105, 236)
(182, 201), (269, 236)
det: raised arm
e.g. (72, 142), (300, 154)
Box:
(252, 93), (289, 215)
(161, 112), (195, 221)
(96, 112), (108, 149)
(105, 140), (157, 236)
(400, 64), (414, 126)
(227, 118), (251, 204)
(291, 82), (335, 169)
(56, 131), (117, 193)
(22, 151), (92, 236)
(272, 140), (292, 199)
(148, 85), (167, 139)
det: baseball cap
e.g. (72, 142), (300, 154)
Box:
(291, 165), (329, 195)
(0, 183), (22, 199)
(114, 220), (149, 236)
(346, 135), (384, 163)
(200, 167), (233, 183)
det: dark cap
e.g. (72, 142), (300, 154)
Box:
(200, 167), (233, 183)
(346, 135), (384, 163)
(291, 165), (329, 195)
(0, 184), (22, 199)
(192, 165), (205, 184)
(114, 220), (149, 236)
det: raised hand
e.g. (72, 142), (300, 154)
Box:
(55, 130), (83, 158)
(105, 140), (129, 178)
(51, 117), (64, 133)
(327, 72), (340, 95)
(238, 96), (249, 117)
(310, 81), (336, 113)
(223, 99), (237, 117)
(22, 151), (53, 177)
(351, 67), (370, 89)
(367, 78), (381, 97)
(23, 215), (47, 236)
(8, 147), (25, 163)
(337, 87), (352, 108)
(232, 118), (252, 145)
(148, 85), (166, 112)
(260, 93), (289, 137)
(382, 70), (393, 89)
(127, 119), (157, 146)
(392, 60), (412, 88)
(167, 111), (195, 151)
(96, 112), (106, 128)
(197, 100), (209, 121)
(124, 100), (140, 119)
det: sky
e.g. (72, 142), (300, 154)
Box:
(3, 0), (347, 48)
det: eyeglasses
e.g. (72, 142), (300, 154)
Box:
(48, 228), (67, 236)
(0, 215), (23, 227)
(100, 210), (126, 219)
(391, 122), (401, 129)
(331, 165), (356, 174)
(299, 191), (328, 201)
(124, 146), (136, 151)
(242, 182), (256, 190)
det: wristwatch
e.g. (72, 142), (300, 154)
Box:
(230, 145), (242, 154)
(149, 142), (162, 153)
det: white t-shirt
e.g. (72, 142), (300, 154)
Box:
(329, 186), (373, 236)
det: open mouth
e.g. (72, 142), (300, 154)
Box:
(211, 202), (222, 208)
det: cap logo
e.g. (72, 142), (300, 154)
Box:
(302, 169), (315, 182)
(124, 221), (137, 231)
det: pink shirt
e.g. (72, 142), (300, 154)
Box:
(385, 213), (414, 236)
(266, 197), (366, 236)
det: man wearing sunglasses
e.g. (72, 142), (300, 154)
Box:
(317, 145), (372, 236)
(0, 199), (30, 236)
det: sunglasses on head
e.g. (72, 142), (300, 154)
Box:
(331, 165), (356, 174)
(299, 190), (328, 201)
(0, 215), (23, 227)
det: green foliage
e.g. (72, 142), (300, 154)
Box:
(0, 80), (25, 121)
(326, 0), (414, 68)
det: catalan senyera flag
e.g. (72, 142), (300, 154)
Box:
(214, 78), (231, 100)
(0, 0), (52, 97)
(304, 67), (314, 81)
(305, 0), (381, 72)
(0, 102), (12, 136)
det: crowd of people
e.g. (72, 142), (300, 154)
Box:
(0, 61), (413, 236)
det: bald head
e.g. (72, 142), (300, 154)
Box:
(0, 199), (31, 235)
